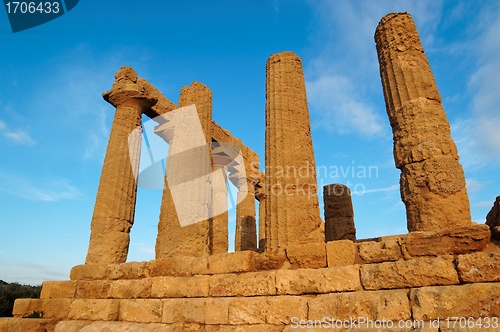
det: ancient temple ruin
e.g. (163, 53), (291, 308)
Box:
(2, 12), (500, 332)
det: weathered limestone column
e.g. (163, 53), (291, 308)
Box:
(86, 67), (156, 264)
(375, 13), (472, 231)
(323, 184), (356, 241)
(233, 176), (257, 251)
(265, 51), (324, 250)
(211, 152), (229, 254)
(155, 82), (214, 257)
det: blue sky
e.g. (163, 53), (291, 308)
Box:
(1, 0), (499, 285)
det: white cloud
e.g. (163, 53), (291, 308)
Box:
(304, 0), (443, 137)
(3, 130), (35, 145)
(0, 119), (35, 145)
(307, 75), (383, 136)
(452, 3), (500, 167)
(0, 171), (81, 201)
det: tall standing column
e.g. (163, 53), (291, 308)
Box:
(265, 51), (324, 250)
(86, 67), (156, 264)
(155, 82), (214, 257)
(375, 13), (471, 231)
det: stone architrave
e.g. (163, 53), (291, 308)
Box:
(323, 184), (356, 241)
(86, 67), (156, 264)
(155, 82), (214, 257)
(375, 13), (472, 231)
(265, 51), (324, 250)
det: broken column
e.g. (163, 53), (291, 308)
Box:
(375, 13), (472, 231)
(86, 67), (156, 264)
(323, 184), (356, 241)
(265, 51), (324, 250)
(155, 82), (214, 257)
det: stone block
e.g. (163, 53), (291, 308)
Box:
(54, 320), (93, 332)
(78, 321), (164, 332)
(151, 275), (209, 298)
(162, 298), (208, 324)
(106, 261), (148, 279)
(108, 279), (152, 299)
(210, 271), (276, 297)
(75, 280), (112, 299)
(456, 252), (500, 283)
(0, 318), (59, 332)
(146, 257), (206, 277)
(326, 240), (356, 267)
(208, 251), (257, 274)
(308, 289), (411, 321)
(12, 298), (42, 318)
(253, 250), (288, 270)
(228, 297), (266, 324)
(68, 299), (120, 321)
(286, 243), (327, 269)
(403, 224), (490, 257)
(40, 280), (77, 299)
(227, 296), (307, 325)
(276, 266), (361, 295)
(119, 299), (163, 323)
(41, 298), (73, 319)
(358, 239), (402, 263)
(266, 296), (308, 325)
(410, 283), (500, 320)
(361, 257), (459, 290)
(70, 264), (108, 280)
(206, 324), (284, 332)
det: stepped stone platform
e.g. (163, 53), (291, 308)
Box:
(2, 224), (500, 331)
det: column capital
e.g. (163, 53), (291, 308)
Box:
(102, 66), (157, 111)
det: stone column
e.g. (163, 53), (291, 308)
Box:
(265, 51), (324, 250)
(323, 184), (356, 241)
(211, 152), (229, 254)
(86, 67), (156, 264)
(375, 13), (471, 231)
(233, 176), (257, 251)
(155, 82), (214, 257)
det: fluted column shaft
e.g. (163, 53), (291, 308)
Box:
(375, 13), (471, 231)
(86, 67), (155, 264)
(264, 51), (324, 250)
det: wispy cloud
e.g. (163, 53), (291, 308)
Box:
(448, 3), (500, 170)
(0, 119), (35, 145)
(0, 170), (81, 201)
(0, 262), (68, 285)
(304, 0), (443, 138)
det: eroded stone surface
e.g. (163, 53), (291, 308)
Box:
(456, 252), (500, 283)
(410, 283), (500, 320)
(358, 240), (402, 263)
(324, 184), (356, 241)
(375, 13), (471, 231)
(360, 257), (459, 290)
(326, 240), (356, 267)
(403, 224), (490, 257)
